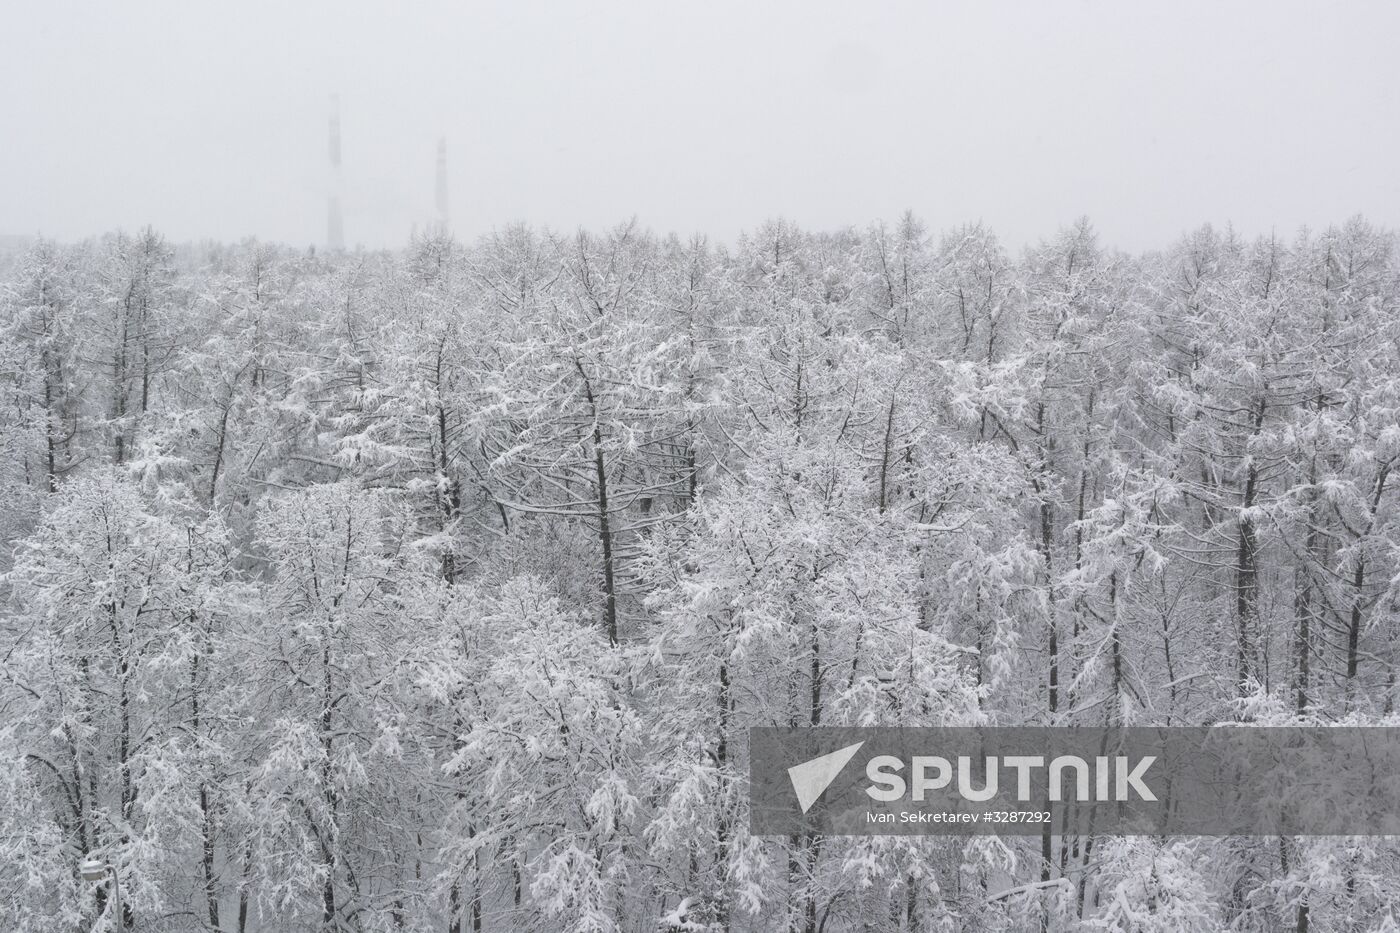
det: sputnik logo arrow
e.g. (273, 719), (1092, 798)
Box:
(788, 741), (865, 814)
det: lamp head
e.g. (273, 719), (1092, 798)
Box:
(79, 858), (107, 882)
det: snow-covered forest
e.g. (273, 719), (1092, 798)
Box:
(2, 215), (1399, 932)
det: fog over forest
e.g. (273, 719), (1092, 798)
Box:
(4, 1), (1398, 248)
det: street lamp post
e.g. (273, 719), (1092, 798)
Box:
(79, 857), (122, 930)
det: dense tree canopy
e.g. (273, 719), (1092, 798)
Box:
(2, 217), (1398, 931)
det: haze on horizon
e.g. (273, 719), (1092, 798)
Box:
(3, 0), (1397, 254)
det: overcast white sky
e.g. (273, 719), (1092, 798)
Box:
(3, 0), (1397, 253)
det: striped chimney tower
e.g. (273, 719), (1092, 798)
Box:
(327, 94), (345, 251)
(435, 136), (449, 231)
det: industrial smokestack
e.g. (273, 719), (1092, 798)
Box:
(327, 94), (345, 251)
(435, 136), (449, 231)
